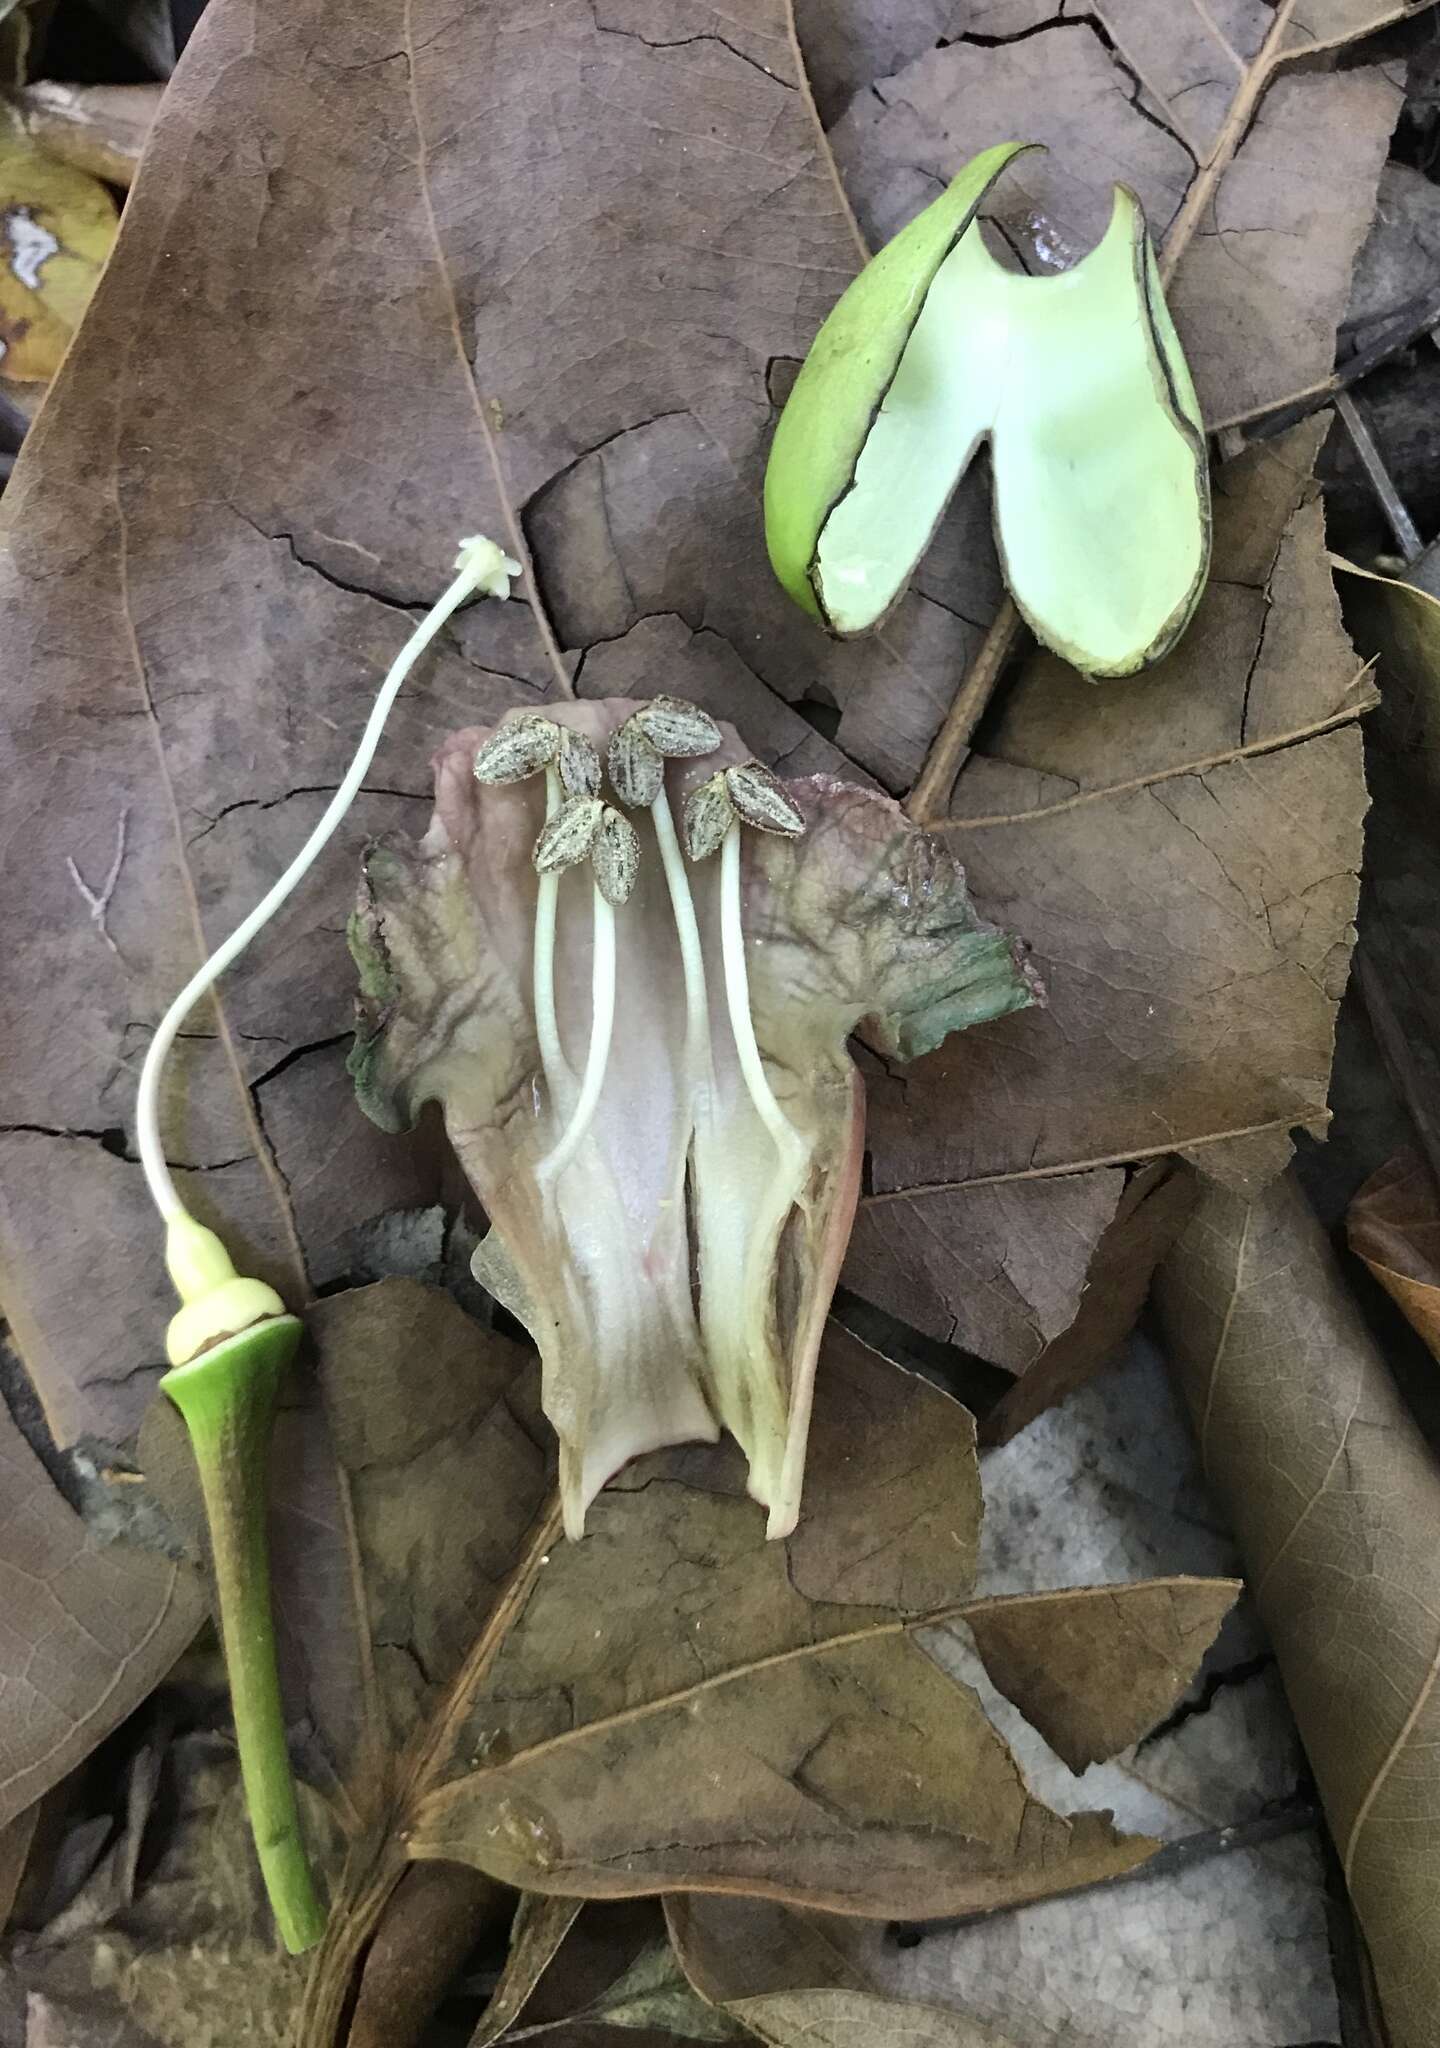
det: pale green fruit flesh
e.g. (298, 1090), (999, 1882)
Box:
(768, 153), (1211, 678)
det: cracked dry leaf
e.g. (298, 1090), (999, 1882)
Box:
(858, 419), (1372, 1220)
(841, 1161), (1195, 1439)
(1156, 1171), (1440, 2048)
(1349, 1150), (1440, 1358)
(981, 1163), (1198, 1445)
(0, 1384), (203, 1834)
(400, 1323), (1160, 1919)
(962, 1581), (1241, 1775)
(398, 1334), (1235, 1926)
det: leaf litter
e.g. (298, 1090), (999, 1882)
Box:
(5, 1284), (1235, 2044)
(0, 0), (1434, 2039)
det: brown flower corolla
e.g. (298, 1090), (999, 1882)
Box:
(348, 699), (1041, 1539)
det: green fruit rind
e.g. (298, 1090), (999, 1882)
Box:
(762, 140), (1031, 622)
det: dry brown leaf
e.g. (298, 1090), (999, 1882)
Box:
(7, 1732), (344, 2047)
(1155, 1171), (1440, 2048)
(471, 1893), (585, 2048)
(0, 1389), (202, 1831)
(400, 1326), (1158, 1921)
(665, 1895), (870, 2005)
(1348, 1150), (1440, 1359)
(843, 1162), (1195, 1441)
(961, 1581), (1241, 1775)
(981, 1164), (1197, 1445)
(496, 1899), (681, 2043)
(0, 0), (923, 1448)
(13, 1277), (1237, 2043)
(842, 1166), (1126, 1378)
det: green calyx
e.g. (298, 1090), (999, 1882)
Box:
(764, 142), (1211, 678)
(162, 1316), (327, 1955)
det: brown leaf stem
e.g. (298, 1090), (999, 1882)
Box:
(904, 601), (1023, 822)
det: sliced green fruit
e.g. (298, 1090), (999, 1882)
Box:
(764, 147), (1210, 678)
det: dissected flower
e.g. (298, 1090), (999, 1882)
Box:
(349, 700), (1041, 1539)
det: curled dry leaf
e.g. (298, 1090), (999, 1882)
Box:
(1156, 1172), (1440, 2048)
(1348, 1150), (1440, 1361)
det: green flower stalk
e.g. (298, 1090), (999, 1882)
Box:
(160, 1309), (320, 1953)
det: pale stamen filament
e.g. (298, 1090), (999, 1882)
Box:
(537, 877), (617, 1185)
(719, 820), (805, 1172)
(532, 762), (571, 1102)
(651, 783), (713, 1123)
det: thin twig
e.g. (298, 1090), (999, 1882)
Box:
(904, 601), (1024, 821)
(1242, 286), (1440, 449)
(1335, 393), (1422, 560)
